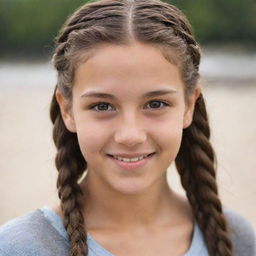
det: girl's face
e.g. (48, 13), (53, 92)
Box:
(57, 41), (200, 195)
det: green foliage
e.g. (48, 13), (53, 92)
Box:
(0, 0), (86, 57)
(0, 0), (255, 58)
(169, 0), (256, 45)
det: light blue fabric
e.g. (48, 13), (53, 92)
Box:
(41, 205), (208, 255)
(0, 205), (255, 256)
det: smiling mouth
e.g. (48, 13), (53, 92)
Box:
(107, 153), (155, 163)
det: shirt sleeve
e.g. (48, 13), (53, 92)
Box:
(223, 208), (256, 256)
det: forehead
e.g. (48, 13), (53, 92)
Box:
(73, 41), (184, 94)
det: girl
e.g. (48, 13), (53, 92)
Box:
(0, 0), (255, 255)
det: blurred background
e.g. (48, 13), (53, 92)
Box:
(0, 0), (255, 228)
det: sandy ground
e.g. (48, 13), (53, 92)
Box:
(0, 78), (255, 229)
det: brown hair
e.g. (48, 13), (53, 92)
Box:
(50, 0), (232, 255)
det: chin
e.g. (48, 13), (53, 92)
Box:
(110, 179), (152, 196)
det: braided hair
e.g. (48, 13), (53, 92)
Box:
(50, 0), (233, 255)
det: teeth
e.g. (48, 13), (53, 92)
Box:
(113, 155), (146, 162)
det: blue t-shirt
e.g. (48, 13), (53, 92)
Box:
(0, 205), (255, 255)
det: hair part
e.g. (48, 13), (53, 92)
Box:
(50, 0), (233, 255)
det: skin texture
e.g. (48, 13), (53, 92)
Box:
(55, 41), (201, 255)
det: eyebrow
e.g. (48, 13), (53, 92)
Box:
(81, 89), (177, 99)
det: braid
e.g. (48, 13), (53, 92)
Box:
(50, 88), (88, 256)
(175, 94), (232, 256)
(162, 7), (233, 254)
(151, 5), (234, 252)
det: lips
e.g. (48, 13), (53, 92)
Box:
(108, 153), (154, 163)
(107, 152), (155, 159)
(106, 152), (155, 170)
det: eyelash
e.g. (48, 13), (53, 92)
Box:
(88, 100), (170, 112)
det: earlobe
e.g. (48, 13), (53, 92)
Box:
(183, 114), (193, 129)
(183, 87), (201, 129)
(55, 89), (77, 133)
(183, 117), (191, 129)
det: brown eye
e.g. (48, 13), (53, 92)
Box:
(89, 102), (115, 112)
(145, 100), (168, 109)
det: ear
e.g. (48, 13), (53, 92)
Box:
(55, 89), (77, 133)
(183, 87), (201, 129)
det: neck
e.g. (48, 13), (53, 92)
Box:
(79, 172), (187, 230)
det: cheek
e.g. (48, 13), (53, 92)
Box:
(75, 120), (109, 159)
(150, 114), (184, 154)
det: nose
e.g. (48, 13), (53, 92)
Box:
(114, 113), (147, 147)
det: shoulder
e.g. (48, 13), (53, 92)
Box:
(223, 207), (256, 256)
(0, 209), (69, 256)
